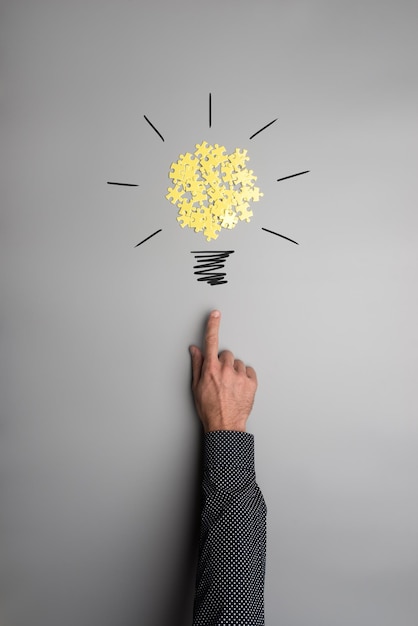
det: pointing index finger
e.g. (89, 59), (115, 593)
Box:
(205, 310), (221, 364)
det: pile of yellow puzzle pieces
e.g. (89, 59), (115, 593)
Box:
(166, 141), (263, 241)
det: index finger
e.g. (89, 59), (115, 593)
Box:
(204, 310), (221, 364)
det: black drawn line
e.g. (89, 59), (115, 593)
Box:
(143, 115), (165, 142)
(249, 118), (277, 140)
(277, 170), (310, 182)
(190, 250), (235, 286)
(209, 93), (212, 128)
(107, 181), (139, 187)
(135, 229), (162, 247)
(262, 228), (299, 245)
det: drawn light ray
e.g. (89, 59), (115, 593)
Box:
(277, 170), (310, 182)
(134, 228), (162, 248)
(249, 118), (277, 140)
(107, 181), (139, 187)
(209, 92), (212, 128)
(261, 227), (299, 245)
(143, 115), (165, 142)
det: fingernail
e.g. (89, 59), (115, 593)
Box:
(211, 310), (220, 318)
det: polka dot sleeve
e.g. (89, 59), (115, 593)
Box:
(193, 431), (267, 625)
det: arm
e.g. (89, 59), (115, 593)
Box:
(190, 311), (267, 626)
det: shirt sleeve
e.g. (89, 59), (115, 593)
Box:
(193, 430), (267, 626)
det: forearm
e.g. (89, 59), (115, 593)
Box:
(193, 431), (267, 626)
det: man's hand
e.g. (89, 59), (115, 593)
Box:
(189, 310), (257, 433)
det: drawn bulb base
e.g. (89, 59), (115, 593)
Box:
(191, 250), (235, 286)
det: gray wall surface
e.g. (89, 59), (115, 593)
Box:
(1, 1), (417, 625)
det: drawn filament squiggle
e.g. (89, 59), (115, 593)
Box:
(191, 251), (235, 286)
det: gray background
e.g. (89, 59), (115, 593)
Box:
(1, 1), (417, 625)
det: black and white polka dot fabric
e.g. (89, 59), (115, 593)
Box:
(193, 431), (267, 625)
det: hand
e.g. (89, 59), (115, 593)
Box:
(189, 310), (258, 433)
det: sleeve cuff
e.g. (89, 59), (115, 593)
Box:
(204, 431), (255, 472)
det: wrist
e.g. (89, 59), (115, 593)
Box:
(203, 417), (247, 433)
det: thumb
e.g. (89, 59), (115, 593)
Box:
(189, 345), (203, 389)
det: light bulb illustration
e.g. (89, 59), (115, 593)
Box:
(107, 93), (309, 286)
